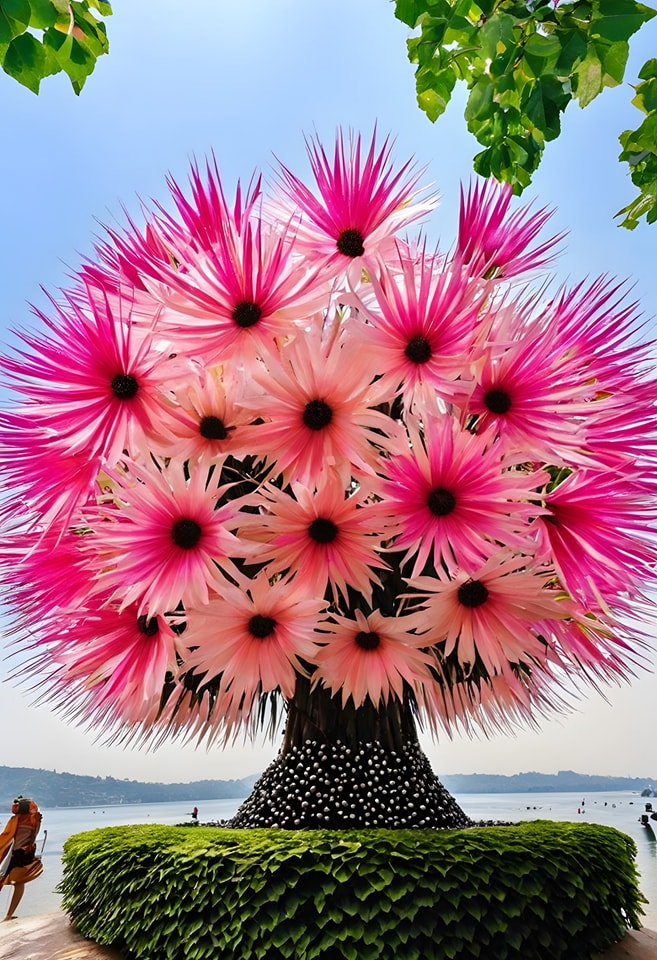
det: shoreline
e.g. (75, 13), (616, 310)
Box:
(0, 912), (656, 960)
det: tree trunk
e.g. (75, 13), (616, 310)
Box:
(230, 678), (472, 830)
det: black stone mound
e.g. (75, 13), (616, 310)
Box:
(228, 739), (473, 830)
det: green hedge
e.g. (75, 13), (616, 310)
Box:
(60, 822), (645, 960)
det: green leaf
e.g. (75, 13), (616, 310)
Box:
(28, 0), (61, 29)
(465, 76), (494, 121)
(43, 25), (96, 92)
(555, 27), (588, 73)
(633, 76), (657, 112)
(1, 0), (31, 27)
(416, 63), (457, 120)
(0, 6), (26, 43)
(523, 77), (568, 141)
(2, 30), (46, 92)
(591, 0), (656, 42)
(479, 12), (517, 66)
(574, 48), (603, 105)
(638, 56), (657, 80)
(523, 32), (562, 59)
(598, 38), (629, 84)
(395, 0), (428, 28)
(620, 111), (657, 153)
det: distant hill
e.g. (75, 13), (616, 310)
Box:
(0, 766), (257, 809)
(1, 765), (655, 808)
(440, 770), (657, 795)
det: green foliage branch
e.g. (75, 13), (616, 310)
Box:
(0, 0), (111, 94)
(395, 0), (656, 227)
(60, 821), (644, 960)
(617, 56), (657, 224)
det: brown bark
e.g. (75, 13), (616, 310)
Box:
(281, 676), (420, 754)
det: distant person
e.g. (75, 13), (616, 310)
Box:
(191, 806), (198, 823)
(0, 797), (44, 921)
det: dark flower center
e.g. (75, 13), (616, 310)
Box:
(355, 630), (380, 651)
(303, 399), (333, 431)
(199, 415), (228, 440)
(137, 615), (159, 636)
(111, 373), (139, 399)
(405, 336), (432, 364)
(484, 388), (512, 415)
(457, 579), (489, 608)
(232, 301), (262, 329)
(336, 228), (365, 258)
(427, 487), (456, 516)
(308, 517), (339, 543)
(249, 614), (276, 639)
(171, 518), (202, 549)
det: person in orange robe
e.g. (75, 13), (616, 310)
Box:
(0, 797), (43, 921)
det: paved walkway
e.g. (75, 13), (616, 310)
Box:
(0, 913), (121, 960)
(0, 911), (655, 959)
(594, 928), (657, 959)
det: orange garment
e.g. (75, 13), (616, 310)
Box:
(0, 816), (18, 869)
(0, 809), (42, 888)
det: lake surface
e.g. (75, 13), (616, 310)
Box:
(5, 791), (656, 929)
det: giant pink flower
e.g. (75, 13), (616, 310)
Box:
(274, 129), (435, 277)
(149, 366), (257, 466)
(42, 601), (181, 725)
(177, 574), (327, 734)
(244, 323), (403, 485)
(456, 178), (561, 279)
(242, 471), (390, 603)
(83, 458), (251, 616)
(464, 319), (593, 466)
(382, 417), (541, 575)
(1, 285), (172, 466)
(538, 468), (657, 605)
(313, 608), (434, 708)
(411, 552), (568, 676)
(357, 244), (481, 414)
(101, 163), (327, 364)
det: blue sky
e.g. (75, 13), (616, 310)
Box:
(0, 0), (655, 783)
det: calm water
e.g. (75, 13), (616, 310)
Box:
(5, 791), (656, 928)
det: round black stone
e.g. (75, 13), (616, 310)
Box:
(171, 518), (202, 549)
(427, 487), (456, 516)
(484, 388), (512, 414)
(308, 517), (338, 543)
(303, 399), (333, 431)
(457, 579), (489, 608)
(355, 630), (380, 651)
(111, 373), (139, 399)
(336, 228), (365, 258)
(405, 336), (432, 364)
(249, 614), (276, 638)
(199, 415), (228, 440)
(232, 301), (262, 329)
(136, 615), (159, 636)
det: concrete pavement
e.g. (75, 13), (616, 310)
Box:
(0, 913), (121, 960)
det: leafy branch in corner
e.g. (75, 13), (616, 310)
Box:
(616, 56), (657, 226)
(0, 0), (112, 94)
(395, 0), (657, 226)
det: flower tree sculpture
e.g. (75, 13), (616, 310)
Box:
(2, 131), (656, 829)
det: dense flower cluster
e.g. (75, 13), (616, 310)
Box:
(1, 131), (656, 747)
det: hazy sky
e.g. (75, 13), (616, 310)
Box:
(1, 1), (655, 785)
